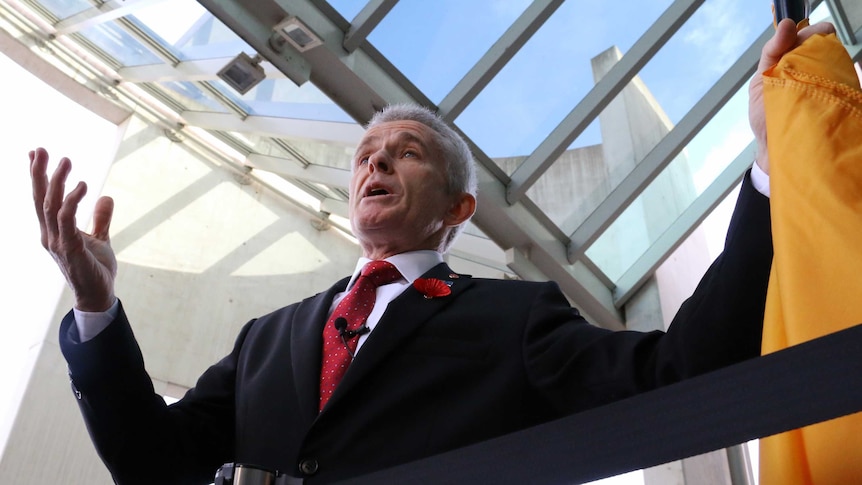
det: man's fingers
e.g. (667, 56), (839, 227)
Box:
(92, 196), (114, 241)
(758, 21), (837, 75)
(30, 148), (50, 247)
(758, 18), (798, 75)
(797, 21), (836, 44)
(58, 181), (87, 246)
(42, 156), (72, 248)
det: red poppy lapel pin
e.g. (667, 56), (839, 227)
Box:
(412, 278), (453, 299)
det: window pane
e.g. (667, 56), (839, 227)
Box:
(586, 85), (752, 281)
(369, 0), (531, 104)
(34, 0), (90, 20)
(78, 22), (163, 66)
(210, 79), (353, 123)
(158, 81), (229, 113)
(454, 0), (673, 160)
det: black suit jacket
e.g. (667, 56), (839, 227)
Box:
(60, 175), (772, 484)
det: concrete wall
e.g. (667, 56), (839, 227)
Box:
(0, 114), (363, 483)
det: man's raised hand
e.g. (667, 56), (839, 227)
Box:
(749, 18), (836, 175)
(30, 147), (117, 312)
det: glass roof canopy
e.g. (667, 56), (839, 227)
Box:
(2, 0), (859, 329)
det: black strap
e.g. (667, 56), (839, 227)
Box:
(340, 323), (862, 484)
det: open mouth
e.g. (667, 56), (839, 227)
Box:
(364, 184), (392, 198)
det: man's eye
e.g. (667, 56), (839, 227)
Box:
(358, 156), (369, 165)
(403, 151), (417, 158)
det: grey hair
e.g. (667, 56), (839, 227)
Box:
(365, 104), (477, 252)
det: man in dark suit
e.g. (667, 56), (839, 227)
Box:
(29, 19), (831, 485)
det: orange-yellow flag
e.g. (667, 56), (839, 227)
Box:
(760, 33), (862, 484)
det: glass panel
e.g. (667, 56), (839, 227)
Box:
(686, 89), (752, 199)
(585, 152), (697, 281)
(277, 136), (354, 171)
(231, 132), (354, 171)
(129, 4), (255, 60)
(505, 118), (605, 228)
(637, 0), (766, 126)
(586, 84), (752, 281)
(455, 0), (673, 160)
(78, 22), (163, 66)
(810, 1), (838, 24)
(158, 81), (229, 113)
(209, 79), (354, 123)
(528, 37), (684, 233)
(34, 0), (91, 20)
(509, 0), (768, 280)
(128, 0), (207, 46)
(121, 11), (255, 60)
(369, 0), (532, 104)
(326, 0), (365, 21)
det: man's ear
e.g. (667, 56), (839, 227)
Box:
(444, 192), (477, 227)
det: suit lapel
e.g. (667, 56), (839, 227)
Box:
(327, 263), (474, 406)
(290, 276), (350, 422)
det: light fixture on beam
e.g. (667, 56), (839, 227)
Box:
(217, 52), (265, 95)
(272, 16), (323, 52)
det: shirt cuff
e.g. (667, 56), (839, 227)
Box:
(73, 298), (120, 343)
(750, 162), (770, 198)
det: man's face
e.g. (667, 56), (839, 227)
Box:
(348, 120), (459, 258)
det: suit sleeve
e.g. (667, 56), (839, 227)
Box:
(525, 171), (772, 413)
(60, 300), (252, 484)
(658, 170), (773, 374)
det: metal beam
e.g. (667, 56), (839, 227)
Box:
(506, 0), (704, 205)
(850, 38), (862, 60)
(566, 25), (772, 262)
(199, 0), (314, 87)
(111, 16), (181, 66)
(119, 57), (286, 82)
(198, 80), (250, 119)
(438, 0), (562, 121)
(612, 142), (756, 308)
(342, 0), (398, 53)
(475, 161), (623, 329)
(246, 153), (351, 188)
(182, 111), (365, 144)
(320, 197), (348, 217)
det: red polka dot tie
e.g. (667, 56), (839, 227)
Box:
(319, 260), (401, 411)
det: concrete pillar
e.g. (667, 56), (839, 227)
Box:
(842, 0), (862, 32)
(591, 46), (735, 485)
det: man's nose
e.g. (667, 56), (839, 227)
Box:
(368, 151), (392, 173)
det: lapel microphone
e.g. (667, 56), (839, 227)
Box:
(334, 317), (370, 339)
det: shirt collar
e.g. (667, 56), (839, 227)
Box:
(348, 250), (444, 289)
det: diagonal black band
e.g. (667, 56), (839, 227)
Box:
(340, 323), (862, 484)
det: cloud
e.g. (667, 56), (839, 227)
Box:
(682, 0), (753, 74)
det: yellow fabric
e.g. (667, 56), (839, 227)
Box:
(760, 33), (862, 484)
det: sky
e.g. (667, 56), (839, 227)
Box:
(0, 52), (116, 456)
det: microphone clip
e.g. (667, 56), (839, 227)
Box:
(333, 317), (370, 357)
